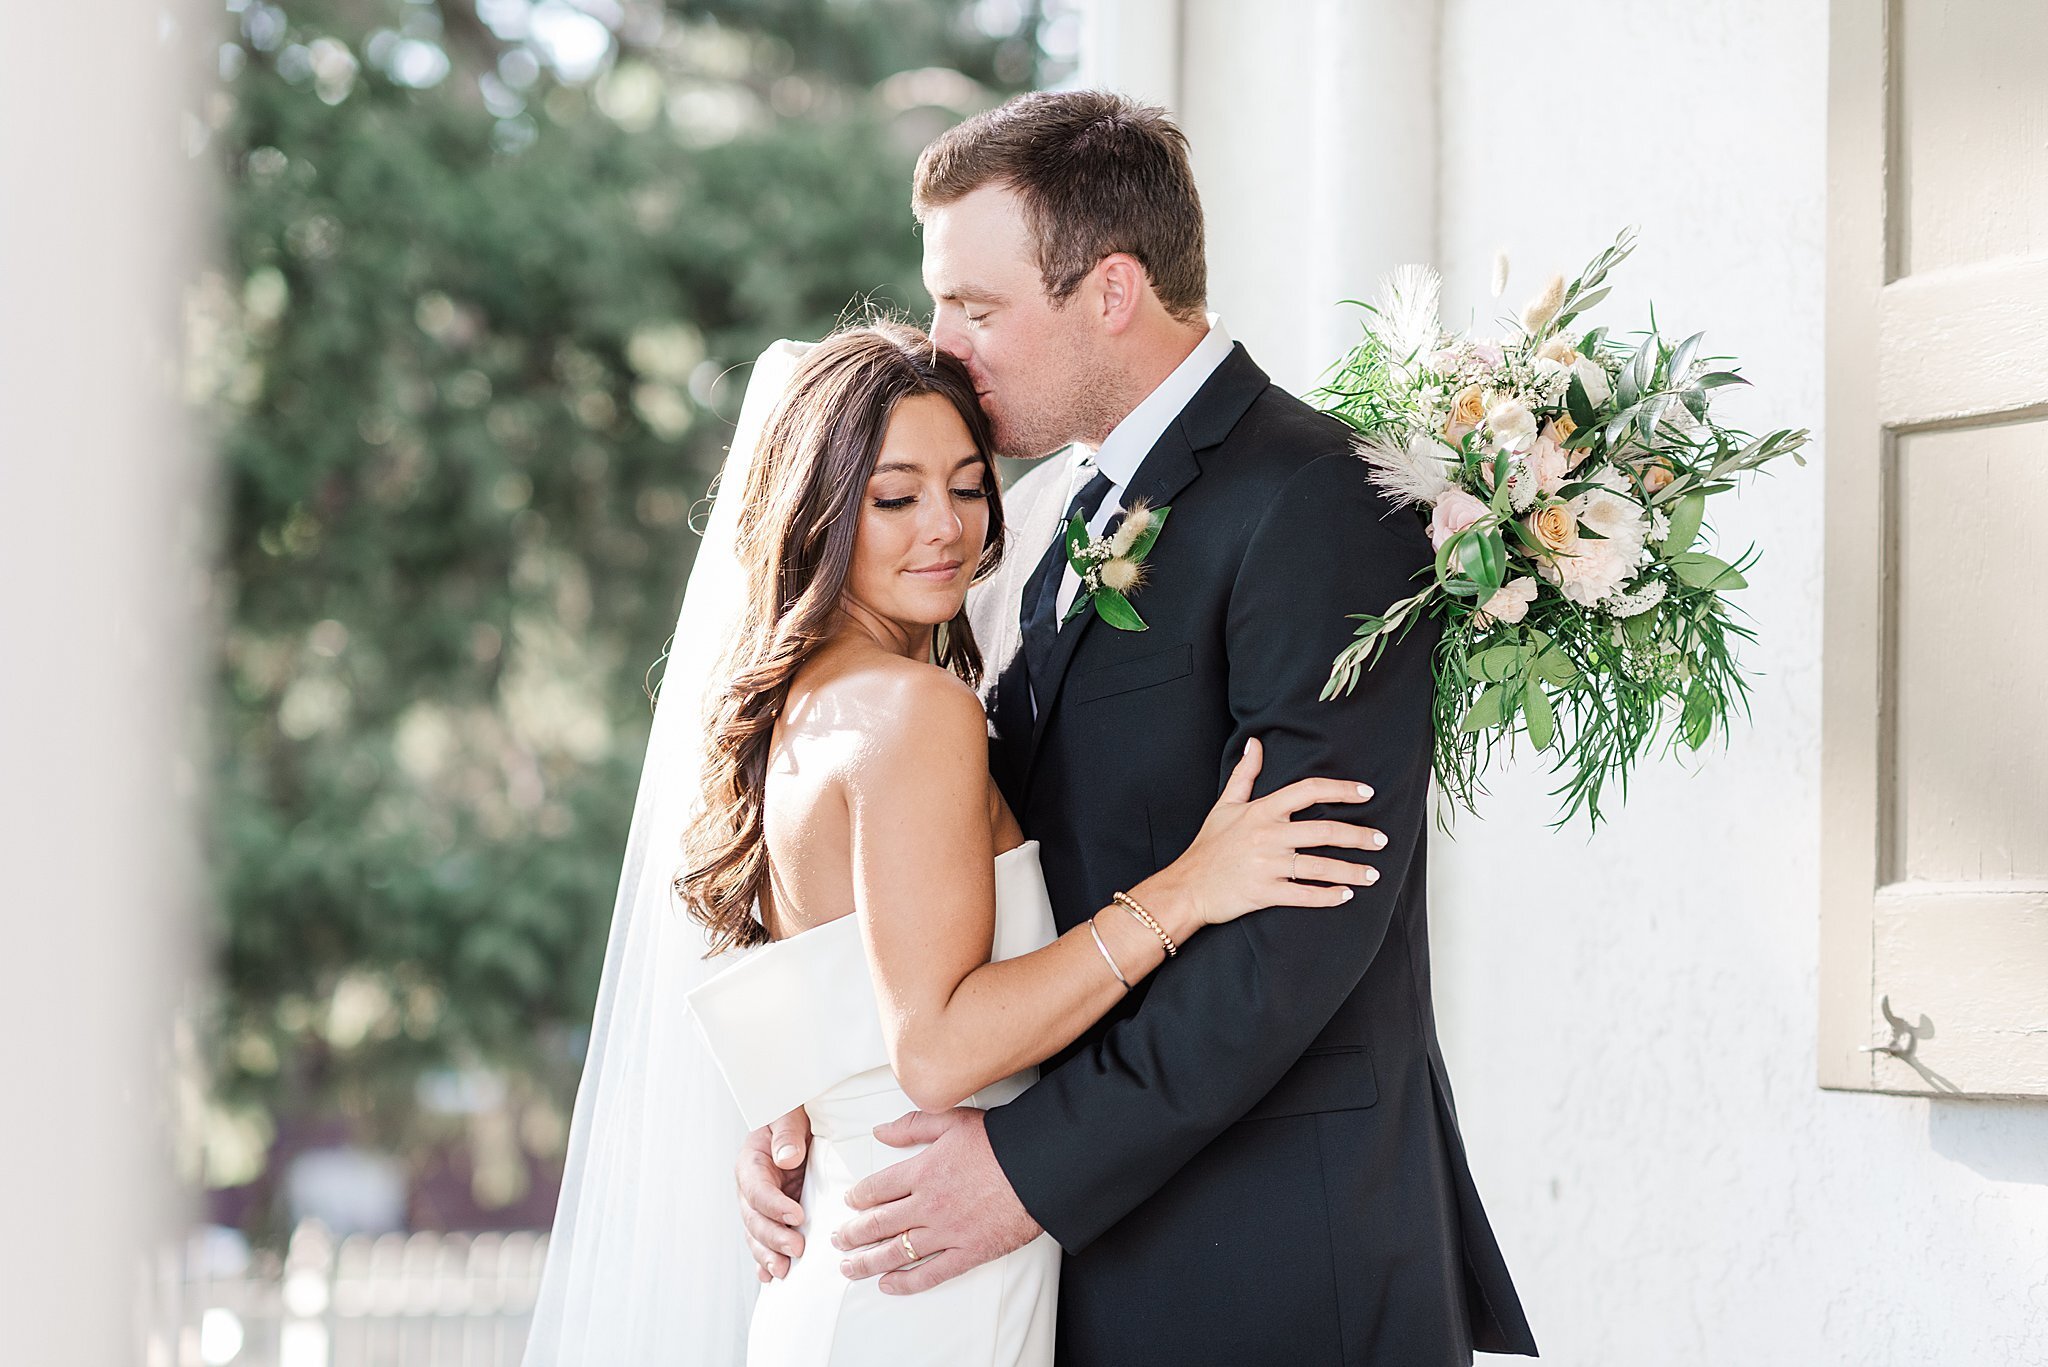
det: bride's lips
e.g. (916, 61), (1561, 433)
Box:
(905, 559), (963, 582)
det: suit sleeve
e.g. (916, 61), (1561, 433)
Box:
(981, 448), (1443, 1252)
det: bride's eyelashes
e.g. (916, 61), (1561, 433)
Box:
(869, 486), (990, 510)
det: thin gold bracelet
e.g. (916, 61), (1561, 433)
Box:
(1112, 890), (1177, 957)
(1088, 917), (1131, 988)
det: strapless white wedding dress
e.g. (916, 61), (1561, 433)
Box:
(687, 840), (1063, 1367)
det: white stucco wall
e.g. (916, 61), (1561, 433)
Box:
(1083, 1), (2048, 1361)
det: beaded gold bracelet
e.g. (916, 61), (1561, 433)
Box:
(1112, 890), (1177, 957)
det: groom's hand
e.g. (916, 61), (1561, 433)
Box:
(735, 1106), (812, 1281)
(833, 1108), (1042, 1294)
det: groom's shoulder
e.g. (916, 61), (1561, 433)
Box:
(1203, 363), (1357, 483)
(1207, 382), (1377, 509)
(1204, 377), (1421, 554)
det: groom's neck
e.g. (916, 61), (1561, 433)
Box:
(1076, 314), (1210, 448)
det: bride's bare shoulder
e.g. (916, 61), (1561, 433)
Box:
(789, 646), (986, 762)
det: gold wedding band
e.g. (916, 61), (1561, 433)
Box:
(899, 1230), (920, 1264)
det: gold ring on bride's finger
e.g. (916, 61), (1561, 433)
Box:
(899, 1230), (919, 1264)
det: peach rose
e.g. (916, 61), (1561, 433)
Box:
(1444, 384), (1488, 441)
(1638, 462), (1676, 495)
(1428, 489), (1490, 551)
(1539, 470), (1650, 606)
(1527, 500), (1578, 556)
(1544, 416), (1589, 472)
(1536, 336), (1580, 366)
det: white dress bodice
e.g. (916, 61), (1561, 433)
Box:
(687, 840), (1063, 1367)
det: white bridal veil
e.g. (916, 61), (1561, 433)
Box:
(521, 340), (810, 1365)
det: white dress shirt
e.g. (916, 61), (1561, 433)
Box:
(1053, 314), (1234, 622)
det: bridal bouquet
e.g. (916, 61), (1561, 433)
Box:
(1315, 229), (1806, 827)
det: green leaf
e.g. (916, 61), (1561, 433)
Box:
(1467, 644), (1529, 682)
(1091, 588), (1149, 630)
(1662, 492), (1705, 553)
(1124, 504), (1171, 561)
(1682, 683), (1714, 748)
(1694, 370), (1750, 390)
(1668, 552), (1747, 591)
(1615, 364), (1641, 410)
(1566, 371), (1597, 429)
(1523, 686), (1556, 750)
(1450, 527), (1507, 599)
(1533, 647), (1579, 686)
(1635, 393), (1671, 442)
(1564, 284), (1610, 318)
(1666, 331), (1704, 386)
(1459, 683), (1507, 733)
(1631, 334), (1658, 393)
(1623, 610), (1659, 646)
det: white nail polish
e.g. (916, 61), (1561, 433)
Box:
(1357, 784), (1373, 798)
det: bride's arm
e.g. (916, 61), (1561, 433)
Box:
(846, 665), (1379, 1114)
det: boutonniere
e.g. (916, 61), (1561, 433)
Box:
(1063, 499), (1171, 631)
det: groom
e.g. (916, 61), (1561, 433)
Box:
(737, 91), (1538, 1365)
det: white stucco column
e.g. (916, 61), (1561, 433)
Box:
(0, 1), (206, 1357)
(1074, 0), (1184, 110)
(1076, 0), (1440, 393)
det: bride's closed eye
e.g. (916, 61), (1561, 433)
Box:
(871, 486), (988, 510)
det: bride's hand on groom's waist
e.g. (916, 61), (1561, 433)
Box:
(831, 1107), (1042, 1295)
(736, 1106), (812, 1281)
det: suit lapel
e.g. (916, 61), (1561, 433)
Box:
(1022, 426), (1199, 764)
(1020, 344), (1269, 789)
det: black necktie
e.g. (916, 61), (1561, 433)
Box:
(1021, 467), (1115, 710)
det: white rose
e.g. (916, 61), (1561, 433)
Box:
(1570, 356), (1611, 407)
(1483, 396), (1538, 453)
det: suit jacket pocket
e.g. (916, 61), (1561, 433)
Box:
(1236, 1045), (1379, 1124)
(1071, 642), (1193, 704)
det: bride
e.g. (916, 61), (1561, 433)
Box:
(519, 322), (1383, 1367)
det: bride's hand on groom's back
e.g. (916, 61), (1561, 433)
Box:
(735, 1106), (813, 1281)
(1137, 736), (1386, 929)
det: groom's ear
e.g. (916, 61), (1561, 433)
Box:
(1094, 252), (1152, 335)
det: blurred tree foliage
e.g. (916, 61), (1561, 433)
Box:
(195, 0), (1070, 1234)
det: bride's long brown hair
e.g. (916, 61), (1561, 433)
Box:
(676, 323), (1006, 953)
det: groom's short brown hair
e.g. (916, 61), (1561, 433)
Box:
(912, 90), (1208, 324)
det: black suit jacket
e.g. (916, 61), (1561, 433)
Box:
(978, 344), (1539, 1366)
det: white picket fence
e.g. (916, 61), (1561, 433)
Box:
(145, 1221), (551, 1367)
